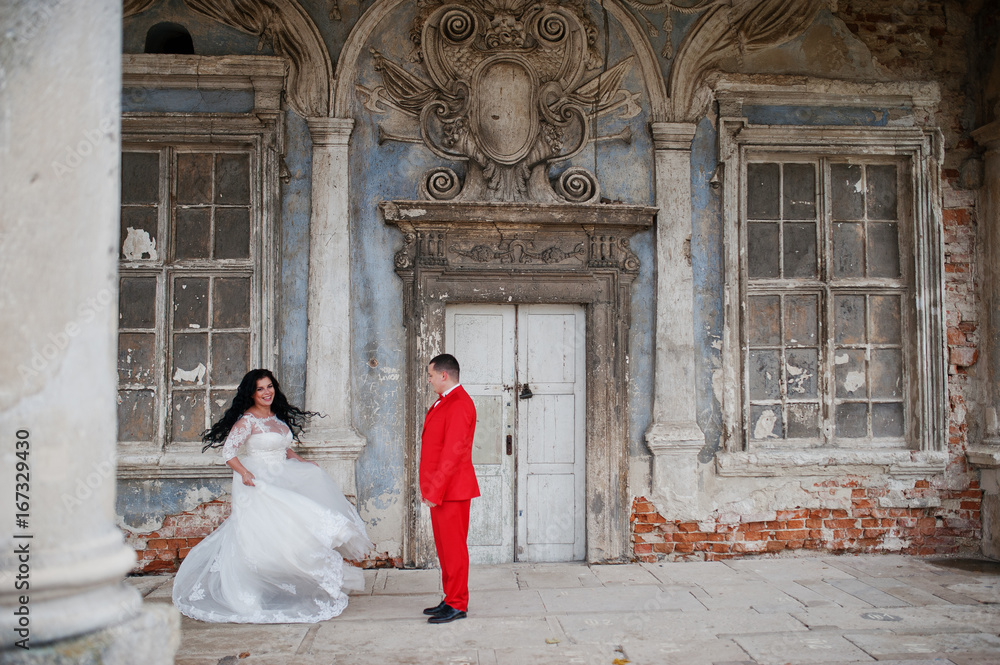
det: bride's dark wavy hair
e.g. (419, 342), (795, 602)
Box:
(201, 369), (321, 452)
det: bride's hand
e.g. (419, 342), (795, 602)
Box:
(241, 470), (256, 486)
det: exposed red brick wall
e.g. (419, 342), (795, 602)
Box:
(632, 479), (982, 562)
(124, 498), (402, 574)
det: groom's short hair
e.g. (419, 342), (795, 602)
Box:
(429, 353), (460, 381)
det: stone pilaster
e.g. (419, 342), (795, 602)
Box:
(0, 0), (178, 659)
(645, 122), (705, 520)
(970, 119), (1000, 558)
(302, 117), (366, 496)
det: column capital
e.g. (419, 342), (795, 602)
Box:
(650, 122), (697, 151)
(972, 119), (1000, 150)
(306, 117), (355, 146)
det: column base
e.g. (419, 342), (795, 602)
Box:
(645, 421), (704, 522)
(0, 603), (179, 665)
(299, 426), (367, 497)
(968, 447), (1000, 560)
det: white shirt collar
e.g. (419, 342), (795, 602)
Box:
(442, 383), (461, 397)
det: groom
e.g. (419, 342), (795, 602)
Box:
(420, 353), (479, 624)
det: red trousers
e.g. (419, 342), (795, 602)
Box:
(429, 499), (471, 612)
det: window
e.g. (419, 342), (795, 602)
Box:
(117, 130), (274, 456)
(743, 158), (911, 447)
(718, 121), (947, 461)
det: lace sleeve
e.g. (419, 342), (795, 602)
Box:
(222, 416), (253, 462)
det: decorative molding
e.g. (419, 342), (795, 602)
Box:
(972, 119), (1000, 149)
(650, 121), (698, 151)
(336, 0), (667, 121)
(382, 199), (654, 565)
(716, 450), (949, 478)
(668, 0), (829, 121)
(967, 448), (1000, 469)
(122, 54), (287, 112)
(360, 1), (639, 203)
(714, 76), (941, 122)
(124, 0), (333, 117)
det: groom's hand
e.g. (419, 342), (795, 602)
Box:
(422, 498), (437, 508)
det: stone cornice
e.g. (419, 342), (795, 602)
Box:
(972, 120), (1000, 149)
(380, 201), (657, 229)
(305, 117), (355, 146)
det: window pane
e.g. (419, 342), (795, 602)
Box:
(747, 163), (780, 219)
(784, 295), (817, 345)
(747, 223), (779, 278)
(832, 222), (864, 278)
(872, 402), (904, 437)
(831, 164), (864, 220)
(871, 349), (903, 398)
(748, 295), (780, 346)
(171, 391), (206, 441)
(212, 333), (250, 386)
(870, 295), (901, 344)
(119, 277), (156, 328)
(215, 207), (251, 259)
(836, 402), (868, 438)
(118, 332), (156, 384)
(122, 152), (160, 204)
(173, 278), (209, 329)
(172, 333), (207, 385)
(785, 348), (818, 398)
(120, 208), (158, 261)
(750, 405), (783, 440)
(787, 403), (819, 438)
(213, 277), (251, 328)
(118, 390), (155, 440)
(834, 295), (866, 344)
(783, 222), (816, 278)
(211, 389), (237, 424)
(866, 165), (897, 220)
(748, 350), (781, 400)
(177, 153), (213, 204)
(835, 349), (866, 398)
(175, 208), (211, 259)
(782, 163), (816, 220)
(868, 223), (900, 278)
(216, 153), (250, 204)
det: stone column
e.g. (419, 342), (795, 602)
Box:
(970, 119), (1000, 558)
(302, 117), (366, 496)
(0, 1), (178, 660)
(644, 122), (705, 520)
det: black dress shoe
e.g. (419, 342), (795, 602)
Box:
(422, 601), (448, 616)
(427, 604), (466, 623)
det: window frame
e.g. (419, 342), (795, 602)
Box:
(117, 112), (282, 478)
(718, 120), (947, 472)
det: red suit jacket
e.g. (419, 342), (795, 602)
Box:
(419, 385), (480, 506)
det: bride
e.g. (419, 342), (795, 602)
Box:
(172, 369), (373, 623)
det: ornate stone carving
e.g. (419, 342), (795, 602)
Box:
(359, 0), (642, 203)
(124, 0), (333, 117)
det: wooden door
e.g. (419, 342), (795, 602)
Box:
(445, 303), (586, 563)
(446, 305), (516, 564)
(516, 304), (586, 562)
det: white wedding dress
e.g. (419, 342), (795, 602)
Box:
(172, 413), (372, 623)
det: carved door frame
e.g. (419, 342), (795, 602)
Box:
(383, 201), (655, 565)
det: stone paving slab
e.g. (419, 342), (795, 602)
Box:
(826, 578), (914, 607)
(537, 583), (706, 613)
(512, 562), (604, 589)
(789, 605), (994, 633)
(844, 632), (1000, 658)
(733, 631), (876, 664)
(727, 558), (857, 582)
(643, 561), (762, 586)
(693, 582), (804, 613)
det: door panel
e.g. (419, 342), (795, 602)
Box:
(517, 305), (586, 562)
(446, 303), (585, 563)
(446, 306), (515, 564)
